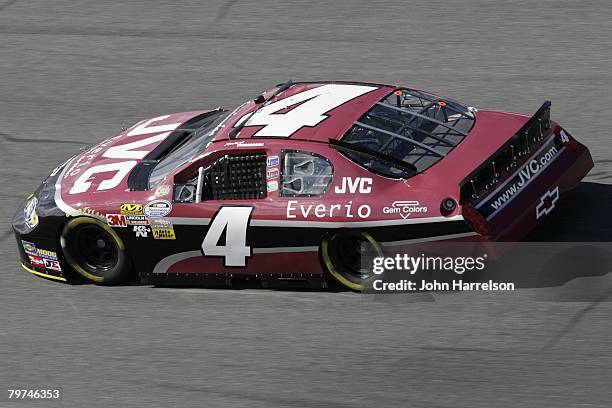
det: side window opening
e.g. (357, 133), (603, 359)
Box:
(280, 150), (333, 197)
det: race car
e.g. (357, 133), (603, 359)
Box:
(12, 80), (593, 290)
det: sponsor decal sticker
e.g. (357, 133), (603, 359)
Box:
(22, 240), (37, 256)
(133, 225), (151, 238)
(120, 203), (143, 215)
(383, 201), (428, 219)
(23, 241), (61, 271)
(44, 258), (62, 272)
(477, 139), (561, 218)
(150, 218), (176, 240)
(155, 185), (171, 197)
(145, 200), (172, 218)
(224, 141), (265, 148)
(287, 200), (371, 219)
(66, 207), (104, 219)
(267, 180), (279, 193)
(29, 255), (45, 267)
(267, 156), (279, 167)
(266, 168), (279, 180)
(536, 186), (559, 219)
(37, 249), (59, 260)
(126, 214), (149, 225)
(106, 214), (128, 227)
(335, 177), (372, 194)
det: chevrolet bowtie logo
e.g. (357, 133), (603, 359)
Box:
(536, 186), (559, 219)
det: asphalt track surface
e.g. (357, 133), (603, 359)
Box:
(1, 1), (612, 407)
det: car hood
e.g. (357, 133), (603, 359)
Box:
(54, 110), (209, 214)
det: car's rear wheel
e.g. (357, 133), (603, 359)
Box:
(60, 217), (131, 284)
(320, 231), (383, 291)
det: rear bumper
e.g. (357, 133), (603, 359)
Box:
(484, 140), (593, 241)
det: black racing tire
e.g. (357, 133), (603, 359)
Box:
(320, 231), (384, 291)
(60, 217), (131, 285)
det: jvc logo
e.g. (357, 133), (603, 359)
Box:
(517, 160), (541, 187)
(489, 144), (559, 212)
(69, 115), (181, 195)
(335, 177), (372, 194)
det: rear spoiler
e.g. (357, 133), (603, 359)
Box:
(459, 101), (552, 204)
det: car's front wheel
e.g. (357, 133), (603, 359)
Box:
(60, 217), (131, 284)
(320, 231), (383, 291)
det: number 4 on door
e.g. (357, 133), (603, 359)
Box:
(201, 206), (253, 267)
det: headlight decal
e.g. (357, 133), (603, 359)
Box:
(23, 196), (39, 230)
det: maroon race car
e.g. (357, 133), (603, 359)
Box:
(12, 80), (593, 290)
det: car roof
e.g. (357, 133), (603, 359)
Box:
(213, 82), (395, 143)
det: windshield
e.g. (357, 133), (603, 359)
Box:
(148, 110), (231, 187)
(338, 88), (475, 178)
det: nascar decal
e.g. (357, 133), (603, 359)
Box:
(68, 115), (182, 194)
(476, 138), (562, 218)
(267, 156), (279, 167)
(234, 84), (377, 137)
(145, 200), (172, 218)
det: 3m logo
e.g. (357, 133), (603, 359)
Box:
(120, 204), (143, 215)
(106, 214), (128, 227)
